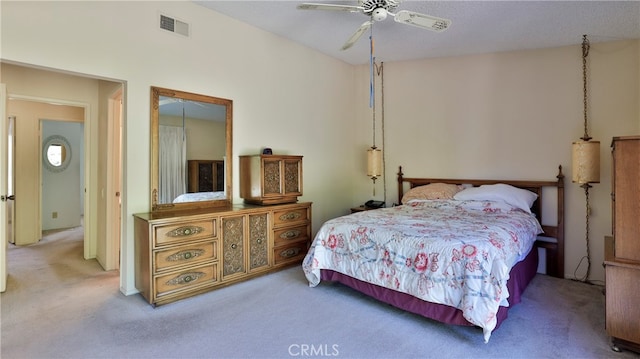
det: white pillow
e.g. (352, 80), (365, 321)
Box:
(453, 183), (538, 213)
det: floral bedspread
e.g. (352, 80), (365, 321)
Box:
(302, 200), (543, 342)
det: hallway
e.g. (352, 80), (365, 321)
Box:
(6, 226), (107, 285)
(2, 226), (120, 336)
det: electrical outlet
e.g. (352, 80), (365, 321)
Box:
(52, 212), (58, 219)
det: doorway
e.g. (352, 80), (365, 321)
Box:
(41, 120), (84, 233)
(1, 63), (125, 289)
(8, 99), (86, 247)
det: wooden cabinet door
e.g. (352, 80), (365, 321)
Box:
(612, 138), (640, 262)
(262, 156), (302, 199)
(214, 161), (224, 191)
(283, 158), (302, 197)
(221, 215), (246, 279)
(248, 213), (269, 272)
(262, 158), (283, 197)
(606, 264), (640, 344)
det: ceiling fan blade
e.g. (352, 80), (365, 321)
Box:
(393, 10), (451, 32)
(341, 20), (373, 50)
(297, 3), (363, 12)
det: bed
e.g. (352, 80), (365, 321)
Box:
(302, 166), (565, 342)
(172, 191), (226, 203)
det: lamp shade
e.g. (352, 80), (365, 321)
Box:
(572, 140), (600, 184)
(367, 147), (382, 177)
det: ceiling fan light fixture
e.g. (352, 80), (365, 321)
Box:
(372, 8), (387, 21)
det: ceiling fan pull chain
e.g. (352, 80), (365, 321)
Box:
(369, 30), (375, 109)
(370, 28), (377, 148)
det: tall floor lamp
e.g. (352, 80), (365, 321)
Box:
(571, 34), (600, 282)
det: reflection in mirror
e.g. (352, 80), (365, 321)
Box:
(47, 144), (66, 166)
(43, 135), (72, 172)
(151, 87), (232, 211)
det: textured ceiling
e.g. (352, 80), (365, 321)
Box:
(195, 0), (640, 65)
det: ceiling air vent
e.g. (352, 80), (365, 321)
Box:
(159, 14), (190, 37)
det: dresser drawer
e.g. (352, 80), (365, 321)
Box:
(273, 224), (309, 246)
(273, 207), (309, 227)
(154, 240), (217, 271)
(273, 240), (308, 266)
(155, 262), (217, 297)
(154, 219), (216, 246)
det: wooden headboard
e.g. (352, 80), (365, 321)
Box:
(397, 166), (565, 278)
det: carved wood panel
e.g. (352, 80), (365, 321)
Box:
(222, 216), (245, 277)
(284, 160), (300, 194)
(263, 160), (281, 195)
(249, 213), (269, 271)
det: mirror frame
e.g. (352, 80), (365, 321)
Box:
(150, 86), (233, 211)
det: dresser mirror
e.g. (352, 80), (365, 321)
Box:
(150, 86), (232, 211)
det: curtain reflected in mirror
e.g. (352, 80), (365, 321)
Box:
(158, 124), (186, 203)
(151, 87), (232, 211)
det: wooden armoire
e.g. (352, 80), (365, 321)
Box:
(188, 160), (224, 193)
(605, 136), (640, 353)
(239, 155), (303, 205)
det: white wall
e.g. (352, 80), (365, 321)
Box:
(2, 1), (638, 290)
(352, 42), (640, 282)
(1, 1), (356, 294)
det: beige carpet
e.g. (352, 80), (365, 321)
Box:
(1, 226), (119, 355)
(1, 227), (637, 358)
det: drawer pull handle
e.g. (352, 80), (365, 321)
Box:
(231, 243), (238, 249)
(280, 247), (301, 258)
(166, 225), (205, 238)
(279, 212), (301, 221)
(166, 249), (205, 262)
(165, 271), (205, 286)
(256, 238), (264, 244)
(280, 230), (301, 240)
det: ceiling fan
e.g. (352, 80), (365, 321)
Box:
(297, 0), (451, 50)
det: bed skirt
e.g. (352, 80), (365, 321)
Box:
(320, 246), (539, 330)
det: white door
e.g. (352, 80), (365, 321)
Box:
(6, 116), (15, 245)
(106, 87), (123, 270)
(0, 84), (5, 292)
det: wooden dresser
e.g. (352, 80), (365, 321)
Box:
(134, 202), (311, 306)
(605, 136), (640, 353)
